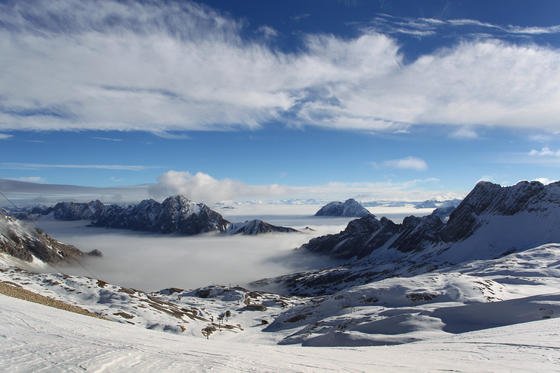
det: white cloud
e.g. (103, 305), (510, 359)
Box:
(148, 171), (457, 203)
(257, 25), (278, 39)
(528, 134), (554, 143)
(380, 157), (428, 171)
(529, 147), (560, 157)
(450, 127), (478, 139)
(0, 162), (153, 171)
(148, 170), (288, 203)
(1, 1), (559, 134)
(1, 169), (462, 204)
(373, 15), (560, 37)
(10, 176), (46, 183)
(92, 136), (122, 142)
(534, 177), (555, 185)
(0, 133), (12, 139)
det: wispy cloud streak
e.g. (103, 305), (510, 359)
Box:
(0, 1), (559, 134)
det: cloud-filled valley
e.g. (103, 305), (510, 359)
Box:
(35, 218), (348, 291)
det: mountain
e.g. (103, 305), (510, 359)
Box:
(314, 198), (371, 217)
(12, 196), (300, 236)
(0, 210), (92, 264)
(91, 195), (230, 235)
(51, 200), (105, 221)
(255, 180), (560, 296)
(304, 181), (560, 260)
(227, 220), (298, 235)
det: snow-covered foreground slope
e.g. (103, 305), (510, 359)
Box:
(1, 294), (559, 372)
(2, 243), (560, 348)
(264, 244), (560, 346)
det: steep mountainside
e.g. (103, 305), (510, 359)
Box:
(0, 211), (89, 263)
(315, 199), (371, 217)
(304, 181), (560, 259)
(92, 195), (230, 235)
(255, 180), (560, 296)
(12, 196), (299, 236)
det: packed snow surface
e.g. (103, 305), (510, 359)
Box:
(1, 294), (559, 372)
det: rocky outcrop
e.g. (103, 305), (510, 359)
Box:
(302, 181), (560, 260)
(314, 199), (371, 217)
(227, 220), (298, 235)
(0, 211), (92, 263)
(52, 200), (105, 221)
(91, 196), (230, 235)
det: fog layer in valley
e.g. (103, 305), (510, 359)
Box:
(34, 217), (348, 291)
(34, 208), (432, 291)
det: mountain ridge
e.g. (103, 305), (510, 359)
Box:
(314, 198), (371, 217)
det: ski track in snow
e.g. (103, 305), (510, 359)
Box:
(1, 294), (559, 372)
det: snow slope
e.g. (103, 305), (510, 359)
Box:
(1, 294), (559, 372)
(2, 243), (559, 349)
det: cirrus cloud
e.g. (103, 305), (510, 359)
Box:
(1, 1), (560, 134)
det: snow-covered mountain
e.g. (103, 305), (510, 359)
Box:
(226, 219), (299, 235)
(264, 243), (560, 346)
(91, 195), (230, 235)
(0, 210), (94, 264)
(256, 180), (560, 295)
(305, 181), (560, 260)
(12, 196), (299, 236)
(314, 198), (371, 217)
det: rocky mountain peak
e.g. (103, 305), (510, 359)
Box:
(315, 198), (371, 217)
(302, 180), (560, 260)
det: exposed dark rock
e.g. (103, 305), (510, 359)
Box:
(52, 200), (105, 221)
(301, 180), (560, 260)
(91, 195), (230, 235)
(227, 219), (298, 235)
(0, 212), (87, 263)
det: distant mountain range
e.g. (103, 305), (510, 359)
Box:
(2, 180), (560, 350)
(10, 196), (297, 236)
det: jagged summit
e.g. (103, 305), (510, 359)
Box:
(314, 198), (371, 217)
(92, 195), (230, 235)
(302, 180), (560, 260)
(11, 195), (300, 236)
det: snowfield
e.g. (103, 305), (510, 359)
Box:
(1, 294), (559, 372)
(3, 182), (560, 370)
(1, 244), (560, 350)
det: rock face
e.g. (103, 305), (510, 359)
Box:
(91, 196), (230, 235)
(303, 181), (560, 260)
(11, 195), (299, 236)
(0, 211), (87, 263)
(52, 200), (105, 221)
(314, 199), (371, 217)
(227, 220), (298, 235)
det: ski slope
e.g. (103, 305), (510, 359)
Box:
(1, 294), (559, 372)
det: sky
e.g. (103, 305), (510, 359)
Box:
(1, 0), (560, 203)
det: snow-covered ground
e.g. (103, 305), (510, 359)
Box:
(2, 243), (559, 349)
(1, 293), (559, 372)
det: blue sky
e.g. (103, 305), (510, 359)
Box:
(1, 0), (560, 202)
